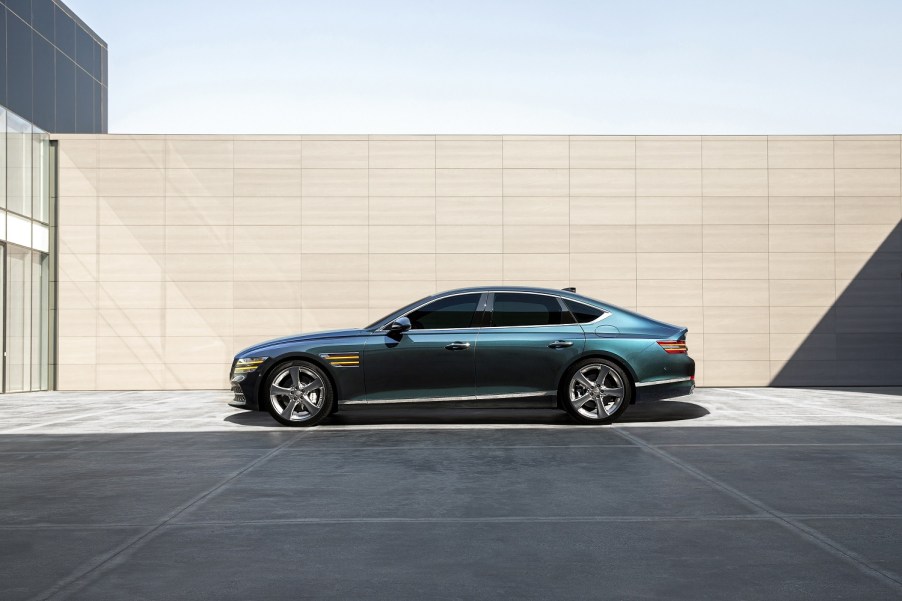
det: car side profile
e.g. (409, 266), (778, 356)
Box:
(229, 286), (695, 426)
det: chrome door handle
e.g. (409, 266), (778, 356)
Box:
(445, 342), (471, 351)
(548, 340), (573, 349)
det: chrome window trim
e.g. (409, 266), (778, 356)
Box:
(635, 376), (693, 387)
(561, 298), (612, 326)
(374, 290), (611, 332)
(375, 291), (485, 332)
(486, 291), (610, 329)
(479, 310), (612, 330)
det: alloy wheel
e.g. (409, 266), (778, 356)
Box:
(269, 365), (325, 422)
(568, 363), (625, 419)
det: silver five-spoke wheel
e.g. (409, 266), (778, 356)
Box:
(568, 363), (626, 420)
(270, 365), (325, 422)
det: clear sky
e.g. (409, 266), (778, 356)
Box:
(68, 0), (902, 135)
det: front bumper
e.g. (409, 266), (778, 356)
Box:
(229, 372), (262, 410)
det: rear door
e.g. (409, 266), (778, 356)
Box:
(475, 292), (585, 398)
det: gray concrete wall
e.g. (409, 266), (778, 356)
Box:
(53, 134), (902, 389)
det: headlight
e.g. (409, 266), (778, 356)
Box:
(233, 357), (268, 374)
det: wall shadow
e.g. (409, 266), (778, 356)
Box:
(771, 220), (902, 386)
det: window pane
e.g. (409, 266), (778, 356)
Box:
(76, 67), (94, 133)
(101, 85), (108, 132)
(101, 46), (108, 84)
(54, 6), (76, 58)
(32, 253), (50, 390)
(32, 132), (50, 223)
(33, 34), (56, 131)
(0, 9), (7, 108)
(491, 293), (567, 327)
(7, 113), (33, 217)
(55, 52), (77, 133)
(6, 10), (33, 121)
(75, 25), (94, 73)
(564, 299), (604, 324)
(7, 246), (33, 392)
(0, 108), (6, 209)
(4, 0), (32, 22)
(0, 245), (4, 389)
(93, 80), (102, 135)
(32, 0), (55, 40)
(91, 40), (102, 81)
(406, 293), (481, 330)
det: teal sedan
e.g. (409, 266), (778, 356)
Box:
(229, 286), (695, 426)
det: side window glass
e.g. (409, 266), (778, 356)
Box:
(491, 293), (569, 327)
(406, 294), (481, 330)
(564, 299), (605, 324)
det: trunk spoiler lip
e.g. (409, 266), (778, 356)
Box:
(659, 327), (688, 341)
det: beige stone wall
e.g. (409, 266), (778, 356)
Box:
(54, 134), (902, 390)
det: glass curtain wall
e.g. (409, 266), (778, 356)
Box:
(1, 106), (52, 393)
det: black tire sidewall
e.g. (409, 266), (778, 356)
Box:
(560, 358), (632, 425)
(264, 360), (334, 427)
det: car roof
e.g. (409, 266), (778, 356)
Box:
(434, 286), (589, 302)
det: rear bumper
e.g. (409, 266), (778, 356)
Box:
(634, 378), (695, 403)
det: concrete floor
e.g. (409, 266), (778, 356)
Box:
(1, 387), (901, 600)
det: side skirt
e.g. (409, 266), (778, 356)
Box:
(339, 391), (557, 409)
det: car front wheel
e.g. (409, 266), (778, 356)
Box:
(265, 361), (334, 427)
(561, 358), (631, 425)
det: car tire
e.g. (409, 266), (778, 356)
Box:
(264, 360), (334, 427)
(560, 358), (632, 425)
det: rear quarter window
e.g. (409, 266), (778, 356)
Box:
(564, 299), (605, 323)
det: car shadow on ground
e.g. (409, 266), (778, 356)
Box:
(223, 400), (709, 427)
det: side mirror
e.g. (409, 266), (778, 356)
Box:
(388, 317), (412, 333)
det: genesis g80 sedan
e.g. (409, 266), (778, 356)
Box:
(229, 286), (695, 426)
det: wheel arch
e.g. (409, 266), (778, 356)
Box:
(255, 352), (341, 408)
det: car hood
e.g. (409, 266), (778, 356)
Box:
(237, 328), (369, 356)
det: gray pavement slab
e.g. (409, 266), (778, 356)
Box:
(1, 387), (901, 600)
(798, 518), (902, 578)
(287, 425), (635, 449)
(175, 444), (755, 523)
(623, 425), (902, 446)
(661, 445), (902, 516)
(0, 527), (143, 601)
(0, 448), (265, 526)
(65, 521), (902, 601)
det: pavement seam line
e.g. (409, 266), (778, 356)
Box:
(614, 427), (902, 593)
(30, 432), (307, 601)
(172, 515), (775, 526)
(5, 441), (902, 456)
(8, 513), (902, 531)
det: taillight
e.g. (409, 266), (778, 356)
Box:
(658, 340), (687, 354)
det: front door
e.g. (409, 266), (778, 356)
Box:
(476, 292), (584, 397)
(364, 292), (484, 401)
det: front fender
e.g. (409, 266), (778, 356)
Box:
(247, 340), (368, 410)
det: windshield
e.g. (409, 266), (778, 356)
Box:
(364, 294), (435, 329)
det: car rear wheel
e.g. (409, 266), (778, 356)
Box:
(265, 361), (333, 427)
(561, 358), (631, 425)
